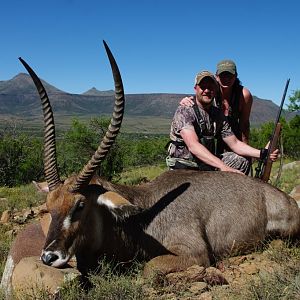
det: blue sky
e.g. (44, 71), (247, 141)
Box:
(1, 0), (299, 105)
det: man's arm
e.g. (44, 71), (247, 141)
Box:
(180, 128), (243, 174)
(223, 134), (279, 161)
(239, 87), (253, 144)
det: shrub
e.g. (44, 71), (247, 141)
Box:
(0, 133), (43, 187)
(58, 117), (124, 180)
(250, 116), (300, 159)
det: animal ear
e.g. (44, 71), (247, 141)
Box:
(97, 191), (144, 220)
(32, 181), (49, 193)
(97, 191), (132, 207)
(111, 204), (144, 221)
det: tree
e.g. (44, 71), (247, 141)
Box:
(287, 89), (300, 111)
(58, 117), (124, 180)
(283, 115), (300, 158)
(250, 116), (299, 159)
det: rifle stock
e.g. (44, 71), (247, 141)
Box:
(260, 123), (282, 182)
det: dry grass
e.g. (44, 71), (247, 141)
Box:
(211, 240), (300, 299)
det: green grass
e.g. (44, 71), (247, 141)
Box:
(85, 260), (145, 300)
(251, 158), (299, 194)
(0, 223), (13, 277)
(271, 160), (300, 194)
(115, 164), (167, 185)
(0, 184), (46, 215)
(14, 260), (146, 300)
(0, 184), (46, 277)
(0, 115), (172, 136)
(121, 116), (171, 134)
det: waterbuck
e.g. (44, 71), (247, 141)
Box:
(6, 42), (300, 283)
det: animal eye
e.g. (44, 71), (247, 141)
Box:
(71, 201), (85, 222)
(77, 201), (85, 210)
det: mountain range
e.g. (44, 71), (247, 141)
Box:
(0, 73), (297, 130)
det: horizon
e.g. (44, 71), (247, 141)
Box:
(1, 0), (299, 106)
(2, 72), (280, 103)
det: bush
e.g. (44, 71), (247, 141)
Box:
(0, 118), (166, 187)
(0, 133), (43, 187)
(58, 117), (124, 180)
(120, 134), (168, 168)
(250, 116), (300, 159)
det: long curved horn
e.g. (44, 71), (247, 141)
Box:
(19, 57), (61, 191)
(70, 40), (125, 192)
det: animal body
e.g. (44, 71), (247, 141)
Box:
(2, 41), (300, 291)
(38, 171), (300, 277)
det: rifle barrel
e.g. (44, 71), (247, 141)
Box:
(268, 78), (290, 152)
(274, 78), (290, 125)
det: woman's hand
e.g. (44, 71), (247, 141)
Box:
(180, 96), (194, 107)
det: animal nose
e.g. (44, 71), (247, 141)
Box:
(41, 252), (59, 265)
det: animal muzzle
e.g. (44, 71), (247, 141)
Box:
(41, 250), (70, 267)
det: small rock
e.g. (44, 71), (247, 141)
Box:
(290, 185), (300, 201)
(0, 198), (8, 206)
(198, 291), (213, 300)
(166, 265), (206, 285)
(166, 271), (186, 285)
(186, 265), (205, 274)
(227, 255), (247, 265)
(32, 203), (48, 216)
(4, 229), (16, 238)
(185, 265), (206, 282)
(189, 281), (208, 294)
(204, 267), (228, 285)
(282, 161), (300, 171)
(22, 208), (35, 221)
(0, 210), (11, 223)
(12, 215), (26, 224)
(239, 262), (258, 275)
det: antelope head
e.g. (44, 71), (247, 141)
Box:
(19, 41), (125, 267)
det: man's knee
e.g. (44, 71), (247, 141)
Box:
(221, 152), (251, 174)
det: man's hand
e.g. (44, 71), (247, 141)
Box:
(219, 165), (245, 175)
(269, 149), (279, 161)
(262, 141), (280, 162)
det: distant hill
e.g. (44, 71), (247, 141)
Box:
(0, 73), (64, 95)
(82, 87), (115, 96)
(0, 73), (298, 130)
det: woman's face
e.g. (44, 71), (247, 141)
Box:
(216, 71), (236, 88)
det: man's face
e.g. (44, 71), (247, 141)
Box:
(216, 71), (236, 88)
(195, 77), (217, 106)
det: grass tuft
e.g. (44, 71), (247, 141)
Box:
(0, 184), (46, 215)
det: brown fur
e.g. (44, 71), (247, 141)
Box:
(35, 171), (300, 278)
(10, 223), (45, 265)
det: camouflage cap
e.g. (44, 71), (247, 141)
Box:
(216, 60), (237, 75)
(194, 70), (218, 86)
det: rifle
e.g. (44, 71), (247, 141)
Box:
(255, 78), (290, 182)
